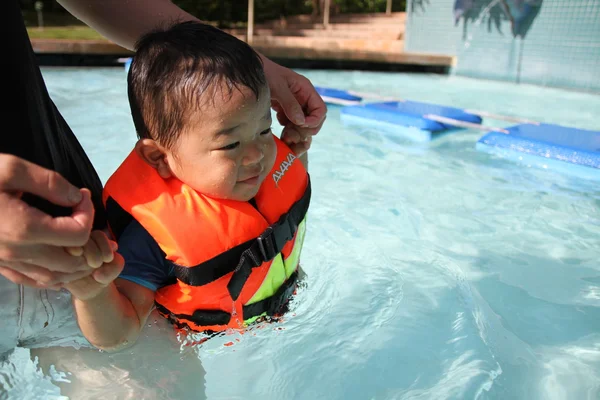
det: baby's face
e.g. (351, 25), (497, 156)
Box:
(166, 84), (277, 202)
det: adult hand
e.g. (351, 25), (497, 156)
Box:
(260, 55), (327, 152)
(0, 154), (95, 288)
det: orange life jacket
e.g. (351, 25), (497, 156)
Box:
(103, 136), (310, 332)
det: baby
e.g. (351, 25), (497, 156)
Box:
(65, 21), (312, 351)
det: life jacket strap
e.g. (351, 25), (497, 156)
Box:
(227, 178), (311, 300)
(155, 271), (299, 333)
(172, 176), (311, 292)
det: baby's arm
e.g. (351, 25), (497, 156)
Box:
(65, 227), (157, 352)
(70, 277), (154, 352)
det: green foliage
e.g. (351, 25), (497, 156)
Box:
(175, 0), (406, 25)
(174, 0), (312, 25)
(254, 0), (313, 22)
(26, 26), (105, 40)
(334, 0), (405, 14)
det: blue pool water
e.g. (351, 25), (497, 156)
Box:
(4, 68), (600, 399)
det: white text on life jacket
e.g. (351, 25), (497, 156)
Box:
(272, 153), (297, 185)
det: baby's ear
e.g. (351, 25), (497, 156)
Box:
(135, 139), (173, 179)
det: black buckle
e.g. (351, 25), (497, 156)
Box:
(257, 226), (287, 261)
(257, 227), (277, 261)
(257, 218), (295, 262)
(274, 217), (295, 245)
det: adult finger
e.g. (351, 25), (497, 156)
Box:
(271, 101), (289, 127)
(271, 82), (306, 127)
(34, 188), (94, 247)
(0, 266), (54, 288)
(281, 129), (303, 145)
(0, 154), (82, 206)
(288, 137), (312, 157)
(276, 108), (289, 128)
(92, 253), (124, 285)
(0, 261), (91, 286)
(0, 266), (62, 290)
(281, 119), (324, 143)
(0, 243), (89, 273)
(65, 246), (84, 257)
(298, 82), (327, 128)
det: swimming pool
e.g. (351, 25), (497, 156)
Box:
(4, 67), (600, 399)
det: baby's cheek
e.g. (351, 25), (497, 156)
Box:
(223, 162), (241, 189)
(265, 142), (277, 171)
(200, 164), (233, 196)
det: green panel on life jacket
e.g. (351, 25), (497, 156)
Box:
(243, 218), (307, 325)
(283, 218), (306, 277)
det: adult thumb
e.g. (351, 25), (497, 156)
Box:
(37, 188), (94, 246)
(273, 85), (305, 127)
(0, 154), (82, 206)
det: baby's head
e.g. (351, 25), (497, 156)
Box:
(128, 21), (276, 202)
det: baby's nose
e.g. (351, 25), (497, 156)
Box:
(243, 142), (264, 165)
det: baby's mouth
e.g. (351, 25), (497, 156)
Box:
(238, 166), (264, 184)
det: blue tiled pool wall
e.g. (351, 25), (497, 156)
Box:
(405, 0), (600, 92)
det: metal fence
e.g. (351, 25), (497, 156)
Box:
(405, 0), (600, 92)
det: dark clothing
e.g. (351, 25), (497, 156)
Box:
(3, 0), (106, 229)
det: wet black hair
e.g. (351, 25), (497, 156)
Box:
(127, 21), (267, 148)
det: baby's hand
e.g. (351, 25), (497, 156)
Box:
(280, 128), (313, 157)
(63, 231), (124, 301)
(65, 230), (116, 268)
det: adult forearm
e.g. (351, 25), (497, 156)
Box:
(57, 0), (200, 50)
(73, 283), (142, 352)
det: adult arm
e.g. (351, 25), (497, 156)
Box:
(57, 0), (197, 51)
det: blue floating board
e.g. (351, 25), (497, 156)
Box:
(340, 101), (482, 142)
(124, 57), (132, 73)
(315, 86), (362, 103)
(476, 123), (600, 180)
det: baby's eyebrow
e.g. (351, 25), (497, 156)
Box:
(214, 125), (239, 138)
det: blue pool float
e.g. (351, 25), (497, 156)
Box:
(315, 86), (362, 104)
(476, 123), (600, 180)
(340, 101), (483, 142)
(124, 57), (132, 73)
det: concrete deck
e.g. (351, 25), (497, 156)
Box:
(30, 12), (456, 68)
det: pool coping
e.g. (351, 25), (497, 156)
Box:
(30, 38), (456, 69)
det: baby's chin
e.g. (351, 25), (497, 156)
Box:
(185, 178), (265, 202)
(231, 177), (268, 201)
(232, 185), (261, 202)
